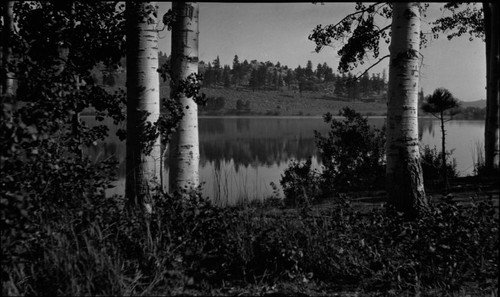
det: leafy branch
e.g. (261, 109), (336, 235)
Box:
(308, 2), (392, 73)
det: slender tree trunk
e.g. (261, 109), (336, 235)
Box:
(168, 2), (200, 193)
(484, 3), (500, 172)
(386, 2), (428, 216)
(1, 1), (15, 98)
(125, 2), (161, 207)
(440, 112), (448, 193)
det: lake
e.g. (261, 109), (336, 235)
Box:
(84, 116), (485, 205)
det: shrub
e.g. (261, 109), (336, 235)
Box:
(202, 96), (226, 111)
(279, 157), (323, 207)
(315, 107), (386, 193)
(420, 145), (459, 184)
(236, 99), (250, 112)
(280, 107), (385, 206)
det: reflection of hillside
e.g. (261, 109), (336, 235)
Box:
(200, 136), (318, 171)
(199, 117), (330, 140)
(199, 117), (325, 171)
(418, 118), (437, 141)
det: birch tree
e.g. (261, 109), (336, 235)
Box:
(168, 2), (200, 193)
(1, 1), (15, 98)
(309, 2), (428, 215)
(125, 2), (161, 208)
(385, 3), (427, 215)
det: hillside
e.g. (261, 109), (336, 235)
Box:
(90, 55), (486, 118)
(198, 87), (388, 116)
(460, 99), (486, 109)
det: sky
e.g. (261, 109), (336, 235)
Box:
(157, 2), (486, 102)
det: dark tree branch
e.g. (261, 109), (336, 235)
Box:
(353, 54), (390, 80)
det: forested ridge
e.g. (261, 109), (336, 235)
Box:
(94, 53), (487, 117)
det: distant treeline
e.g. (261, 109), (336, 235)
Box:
(158, 51), (390, 102)
(454, 106), (486, 120)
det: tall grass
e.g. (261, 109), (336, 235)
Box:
(211, 161), (267, 207)
(471, 140), (485, 175)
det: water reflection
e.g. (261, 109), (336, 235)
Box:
(84, 116), (485, 205)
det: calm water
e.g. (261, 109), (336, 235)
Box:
(84, 116), (485, 204)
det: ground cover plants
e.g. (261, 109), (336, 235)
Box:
(2, 185), (498, 296)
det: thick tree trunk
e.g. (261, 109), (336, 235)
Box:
(484, 3), (500, 172)
(168, 2), (200, 193)
(1, 1), (15, 98)
(386, 2), (428, 216)
(125, 2), (161, 207)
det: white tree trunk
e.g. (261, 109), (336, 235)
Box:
(168, 2), (200, 193)
(1, 1), (15, 97)
(386, 2), (427, 215)
(125, 2), (161, 207)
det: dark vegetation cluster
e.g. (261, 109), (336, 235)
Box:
(279, 107), (459, 207)
(279, 107), (386, 206)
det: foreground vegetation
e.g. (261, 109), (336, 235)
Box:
(2, 187), (498, 296)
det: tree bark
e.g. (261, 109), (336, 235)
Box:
(125, 2), (161, 207)
(386, 2), (428, 216)
(168, 2), (200, 193)
(484, 3), (500, 172)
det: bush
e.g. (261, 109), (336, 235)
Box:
(315, 107), (385, 192)
(420, 145), (458, 184)
(202, 96), (226, 111)
(279, 157), (323, 207)
(236, 99), (250, 111)
(280, 107), (385, 206)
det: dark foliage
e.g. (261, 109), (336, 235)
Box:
(280, 107), (386, 206)
(200, 96), (226, 111)
(280, 158), (323, 207)
(420, 145), (459, 184)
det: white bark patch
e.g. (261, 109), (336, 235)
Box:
(168, 3), (201, 193)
